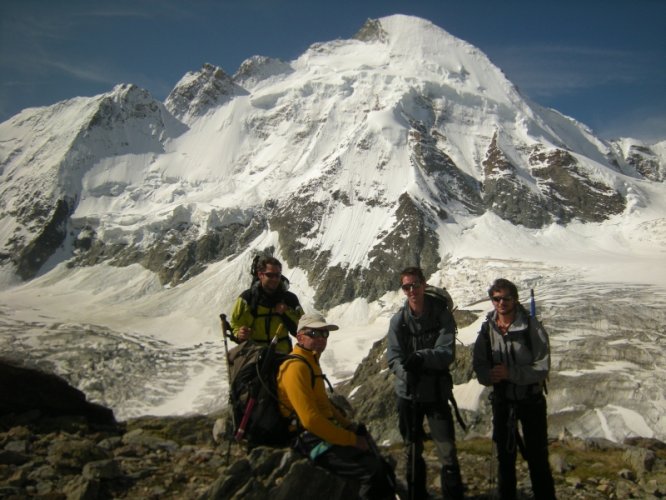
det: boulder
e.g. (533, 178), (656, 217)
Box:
(0, 359), (116, 426)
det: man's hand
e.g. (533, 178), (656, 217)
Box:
(405, 371), (419, 391)
(403, 352), (424, 374)
(236, 326), (252, 341)
(490, 363), (509, 384)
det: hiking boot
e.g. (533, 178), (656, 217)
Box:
(441, 465), (465, 499)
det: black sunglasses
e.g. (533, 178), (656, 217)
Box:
(304, 329), (330, 339)
(401, 282), (421, 292)
(491, 295), (514, 303)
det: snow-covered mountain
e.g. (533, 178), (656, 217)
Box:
(1, 15), (665, 442)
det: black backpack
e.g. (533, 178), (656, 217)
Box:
(399, 284), (457, 347)
(228, 341), (314, 448)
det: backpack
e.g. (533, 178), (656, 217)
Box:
(399, 285), (457, 346)
(228, 340), (314, 448)
(424, 284), (455, 312)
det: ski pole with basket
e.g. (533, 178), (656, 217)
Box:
(219, 313), (236, 462)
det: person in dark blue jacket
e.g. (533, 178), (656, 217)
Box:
(387, 267), (464, 499)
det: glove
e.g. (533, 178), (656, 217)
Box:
(406, 371), (420, 393)
(403, 352), (424, 374)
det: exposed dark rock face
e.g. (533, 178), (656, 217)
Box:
(165, 63), (248, 119)
(482, 134), (552, 228)
(0, 359), (116, 426)
(69, 217), (266, 286)
(409, 122), (483, 215)
(272, 192), (441, 310)
(353, 18), (389, 43)
(87, 84), (163, 130)
(13, 198), (73, 280)
(624, 144), (665, 182)
(233, 56), (294, 87)
(480, 135), (627, 227)
(529, 147), (626, 223)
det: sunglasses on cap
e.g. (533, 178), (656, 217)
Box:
(303, 329), (330, 339)
(491, 295), (514, 303)
(401, 282), (421, 292)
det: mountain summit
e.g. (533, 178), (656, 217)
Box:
(1, 14), (662, 309)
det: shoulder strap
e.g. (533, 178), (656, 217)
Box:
(424, 284), (455, 311)
(525, 315), (549, 394)
(284, 354), (317, 389)
(525, 314), (543, 354)
(397, 305), (413, 353)
(478, 320), (494, 366)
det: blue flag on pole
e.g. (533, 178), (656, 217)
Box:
(530, 289), (536, 317)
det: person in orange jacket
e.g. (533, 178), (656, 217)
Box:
(277, 312), (396, 500)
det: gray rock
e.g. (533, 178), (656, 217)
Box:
(204, 458), (253, 499)
(271, 459), (356, 500)
(212, 417), (226, 444)
(4, 439), (28, 453)
(63, 475), (100, 500)
(0, 449), (29, 465)
(122, 428), (180, 451)
(623, 446), (657, 475)
(0, 359), (117, 426)
(47, 437), (110, 471)
(549, 453), (571, 474)
(82, 458), (122, 480)
(618, 468), (636, 480)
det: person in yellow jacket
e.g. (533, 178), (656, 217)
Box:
(277, 312), (396, 500)
(230, 256), (303, 353)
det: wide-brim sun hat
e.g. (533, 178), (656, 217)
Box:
(297, 312), (339, 332)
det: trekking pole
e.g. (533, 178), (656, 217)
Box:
(219, 314), (236, 462)
(530, 288), (536, 317)
(234, 325), (283, 442)
(407, 376), (418, 500)
(219, 313), (235, 400)
(489, 439), (498, 499)
(358, 424), (396, 492)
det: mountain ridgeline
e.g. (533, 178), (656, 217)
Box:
(0, 15), (664, 310)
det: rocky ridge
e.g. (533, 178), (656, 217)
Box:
(1, 360), (666, 499)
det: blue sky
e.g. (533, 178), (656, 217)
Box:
(1, 0), (665, 142)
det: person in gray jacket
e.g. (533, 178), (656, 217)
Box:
(473, 278), (556, 500)
(386, 267), (464, 499)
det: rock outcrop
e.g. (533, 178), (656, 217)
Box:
(0, 359), (116, 426)
(1, 359), (666, 498)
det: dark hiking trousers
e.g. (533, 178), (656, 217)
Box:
(296, 431), (395, 500)
(492, 393), (556, 500)
(397, 397), (464, 499)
